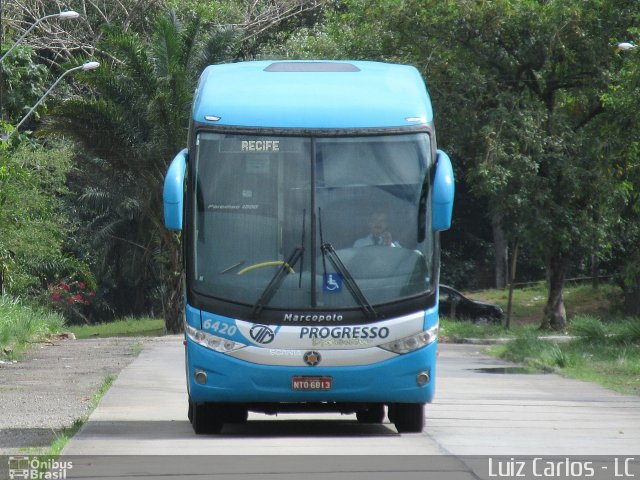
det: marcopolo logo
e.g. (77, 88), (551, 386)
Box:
(8, 456), (73, 479)
(250, 324), (278, 344)
(283, 313), (343, 323)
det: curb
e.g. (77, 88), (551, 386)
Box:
(444, 335), (577, 345)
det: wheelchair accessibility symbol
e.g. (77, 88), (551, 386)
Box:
(323, 273), (343, 292)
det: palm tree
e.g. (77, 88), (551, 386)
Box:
(48, 12), (215, 332)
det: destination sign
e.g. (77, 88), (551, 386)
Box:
(219, 138), (304, 154)
(242, 140), (279, 151)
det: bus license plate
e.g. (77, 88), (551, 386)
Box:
(291, 376), (332, 391)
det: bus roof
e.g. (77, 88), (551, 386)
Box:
(192, 61), (433, 130)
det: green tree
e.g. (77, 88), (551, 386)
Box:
(0, 142), (82, 296)
(412, 0), (637, 330)
(261, 0), (506, 289)
(48, 4), (328, 330)
(166, 0), (327, 59)
(598, 34), (640, 315)
(48, 12), (205, 331)
(271, 0), (639, 330)
(0, 43), (48, 129)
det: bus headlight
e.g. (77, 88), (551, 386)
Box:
(379, 325), (438, 354)
(185, 323), (247, 353)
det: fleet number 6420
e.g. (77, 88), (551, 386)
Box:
(202, 319), (237, 336)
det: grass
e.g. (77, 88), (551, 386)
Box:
(462, 282), (620, 327)
(68, 316), (164, 339)
(438, 317), (557, 341)
(490, 317), (640, 395)
(442, 284), (640, 395)
(0, 295), (65, 360)
(0, 295), (162, 358)
(440, 283), (622, 341)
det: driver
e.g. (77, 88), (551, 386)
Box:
(353, 212), (400, 247)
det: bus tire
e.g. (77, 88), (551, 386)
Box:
(393, 403), (424, 433)
(356, 404), (385, 423)
(192, 403), (223, 435)
(224, 404), (249, 424)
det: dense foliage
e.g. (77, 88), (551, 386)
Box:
(2, 0), (640, 331)
(0, 143), (83, 292)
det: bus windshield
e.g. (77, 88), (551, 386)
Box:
(192, 132), (434, 314)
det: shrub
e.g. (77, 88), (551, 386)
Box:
(0, 295), (65, 359)
(618, 318), (640, 344)
(569, 315), (607, 343)
(47, 277), (96, 324)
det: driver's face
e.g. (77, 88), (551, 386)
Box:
(368, 213), (388, 235)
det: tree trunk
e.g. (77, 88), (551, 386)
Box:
(161, 232), (184, 334)
(541, 248), (567, 331)
(623, 276), (640, 316)
(134, 281), (146, 315)
(590, 252), (600, 289)
(492, 214), (508, 289)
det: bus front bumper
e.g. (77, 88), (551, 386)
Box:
(185, 338), (437, 404)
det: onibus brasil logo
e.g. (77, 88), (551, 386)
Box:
(8, 456), (73, 479)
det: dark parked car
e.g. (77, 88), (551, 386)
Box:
(439, 285), (504, 324)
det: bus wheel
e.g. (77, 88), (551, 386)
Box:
(356, 404), (385, 423)
(393, 403), (424, 433)
(224, 404), (249, 424)
(192, 403), (223, 434)
(188, 398), (193, 423)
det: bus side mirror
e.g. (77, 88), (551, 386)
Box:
(163, 149), (188, 231)
(432, 150), (454, 231)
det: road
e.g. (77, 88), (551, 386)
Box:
(57, 336), (640, 479)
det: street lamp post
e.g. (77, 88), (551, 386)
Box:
(2, 61), (99, 141)
(0, 10), (80, 63)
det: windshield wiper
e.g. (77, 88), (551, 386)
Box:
(319, 209), (377, 320)
(251, 247), (303, 319)
(251, 210), (306, 319)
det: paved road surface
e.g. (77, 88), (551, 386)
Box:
(57, 336), (640, 479)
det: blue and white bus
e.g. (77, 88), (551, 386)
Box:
(163, 60), (454, 434)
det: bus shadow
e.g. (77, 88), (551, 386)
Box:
(220, 418), (399, 437)
(64, 418), (399, 443)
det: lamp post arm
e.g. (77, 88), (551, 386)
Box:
(4, 64), (82, 141)
(0, 14), (58, 63)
